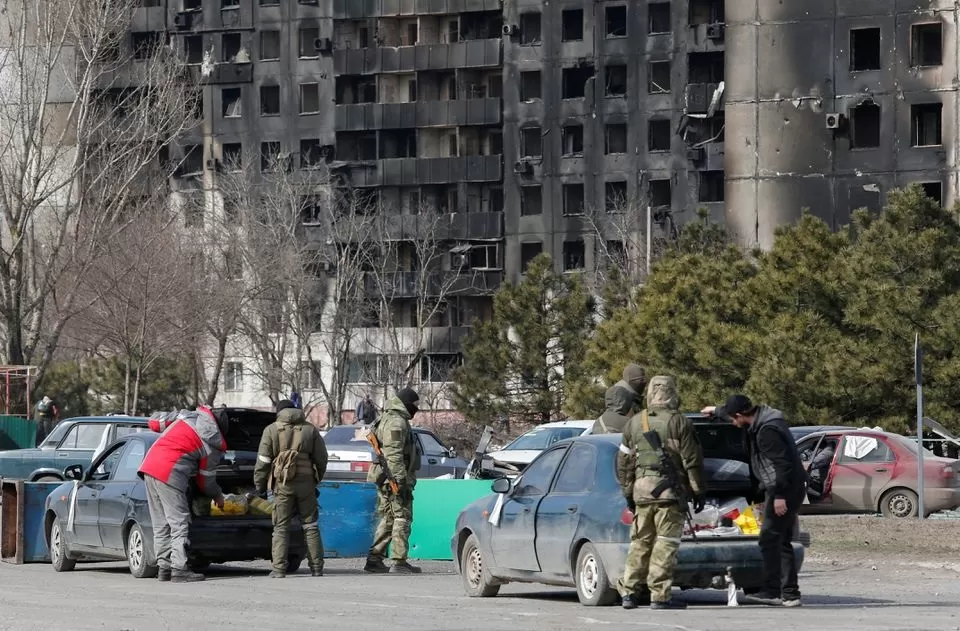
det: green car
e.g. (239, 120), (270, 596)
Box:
(0, 416), (149, 482)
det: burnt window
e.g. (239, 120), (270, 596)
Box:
(689, 51), (724, 83)
(222, 142), (242, 170)
(221, 87), (242, 118)
(606, 6), (627, 38)
(562, 9), (584, 41)
(605, 181), (628, 211)
(649, 3), (671, 34)
(300, 83), (320, 114)
(649, 61), (671, 93)
(606, 240), (626, 265)
(260, 141), (281, 172)
(648, 119), (671, 152)
(337, 132), (377, 161)
(184, 0), (201, 8)
(912, 23), (943, 67)
(520, 13), (542, 45)
(260, 85), (280, 116)
(521, 186), (542, 216)
(605, 123), (628, 154)
(563, 240), (585, 271)
(405, 23), (418, 45)
(850, 28), (881, 72)
(563, 183), (585, 216)
(850, 101), (880, 149)
(920, 182), (943, 206)
(181, 144), (203, 175)
(562, 124), (583, 156)
(132, 32), (163, 60)
(520, 242), (543, 271)
(260, 30), (280, 60)
(649, 179), (671, 206)
(300, 27), (320, 58)
(222, 0), (239, 8)
(521, 127), (542, 157)
(911, 103), (942, 147)
(605, 65), (627, 97)
(300, 138), (324, 169)
(222, 33), (242, 62)
(520, 71), (542, 100)
(699, 170), (724, 202)
(562, 65), (594, 99)
(689, 0), (724, 25)
(489, 187), (504, 213)
(259, 0), (278, 5)
(184, 35), (203, 64)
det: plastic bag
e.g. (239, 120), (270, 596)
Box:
(248, 496), (274, 517)
(210, 493), (248, 516)
(716, 497), (750, 521)
(733, 506), (761, 535)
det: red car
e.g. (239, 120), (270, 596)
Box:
(798, 429), (960, 518)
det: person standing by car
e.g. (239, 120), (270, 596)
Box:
(138, 406), (228, 583)
(617, 375), (704, 610)
(592, 364), (646, 435)
(34, 396), (59, 446)
(364, 388), (422, 575)
(356, 394), (377, 425)
(702, 395), (806, 607)
(253, 399), (328, 578)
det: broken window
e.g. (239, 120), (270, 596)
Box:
(260, 85), (280, 116)
(184, 0), (201, 8)
(408, 80), (418, 102)
(562, 9), (583, 41)
(260, 141), (281, 172)
(300, 83), (320, 114)
(521, 127), (542, 158)
(605, 181), (628, 211)
(689, 51), (724, 83)
(132, 32), (163, 61)
(406, 23), (419, 45)
(520, 13), (542, 45)
(520, 71), (541, 100)
(912, 23), (943, 67)
(563, 240), (585, 271)
(648, 118), (671, 152)
(606, 5), (627, 38)
(521, 185), (542, 216)
(260, 30), (280, 60)
(301, 138), (324, 169)
(184, 35), (203, 64)
(849, 28), (881, 72)
(221, 87), (242, 118)
(337, 132), (377, 161)
(699, 170), (724, 202)
(689, 0), (724, 25)
(300, 27), (320, 58)
(605, 65), (627, 97)
(222, 0), (239, 8)
(562, 65), (594, 99)
(649, 3), (671, 34)
(470, 244), (499, 269)
(850, 101), (881, 149)
(605, 123), (628, 154)
(649, 61), (671, 93)
(649, 179), (671, 206)
(222, 33), (242, 62)
(520, 242), (543, 271)
(181, 144), (203, 176)
(380, 129), (417, 159)
(259, 0), (278, 5)
(921, 182), (943, 206)
(562, 124), (583, 156)
(563, 183), (585, 216)
(911, 103), (942, 147)
(605, 240), (626, 266)
(222, 142), (242, 170)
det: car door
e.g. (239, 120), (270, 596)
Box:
(489, 445), (568, 572)
(69, 441), (121, 550)
(56, 423), (111, 471)
(535, 443), (597, 577)
(830, 435), (895, 513)
(416, 431), (460, 477)
(99, 439), (147, 551)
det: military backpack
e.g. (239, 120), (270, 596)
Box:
(269, 425), (305, 489)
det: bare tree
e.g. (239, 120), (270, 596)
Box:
(0, 0), (197, 383)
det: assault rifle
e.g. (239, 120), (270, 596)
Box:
(367, 430), (400, 495)
(642, 430), (698, 540)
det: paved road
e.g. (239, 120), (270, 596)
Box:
(0, 558), (957, 630)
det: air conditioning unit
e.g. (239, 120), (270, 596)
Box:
(513, 160), (533, 175)
(173, 12), (192, 29)
(502, 24), (519, 37)
(686, 147), (705, 163)
(825, 113), (845, 130)
(705, 23), (725, 40)
(314, 37), (333, 54)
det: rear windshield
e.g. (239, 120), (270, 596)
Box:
(504, 427), (584, 451)
(695, 423), (750, 463)
(324, 426), (373, 448)
(888, 434), (936, 457)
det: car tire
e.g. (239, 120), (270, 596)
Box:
(880, 488), (919, 518)
(35, 475), (61, 482)
(460, 533), (500, 597)
(127, 523), (159, 579)
(286, 555), (303, 574)
(49, 520), (76, 572)
(574, 542), (618, 607)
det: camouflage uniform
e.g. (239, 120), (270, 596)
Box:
(254, 405), (328, 577)
(592, 364), (646, 435)
(616, 376), (705, 605)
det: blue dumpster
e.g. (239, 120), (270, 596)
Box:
(1, 480), (62, 563)
(318, 481), (377, 557)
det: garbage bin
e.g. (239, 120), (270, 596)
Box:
(1, 480), (62, 564)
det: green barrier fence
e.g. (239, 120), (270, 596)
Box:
(0, 416), (35, 450)
(408, 478), (494, 561)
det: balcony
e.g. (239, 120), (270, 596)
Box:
(364, 270), (503, 297)
(378, 211), (504, 240)
(684, 82), (724, 115)
(187, 62), (253, 85)
(333, 0), (502, 19)
(334, 39), (501, 75)
(378, 155), (501, 185)
(336, 98), (502, 131)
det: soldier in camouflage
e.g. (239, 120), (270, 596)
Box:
(591, 364), (646, 435)
(616, 375), (705, 610)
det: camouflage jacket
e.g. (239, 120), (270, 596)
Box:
(591, 380), (642, 435)
(254, 407), (328, 492)
(367, 396), (420, 490)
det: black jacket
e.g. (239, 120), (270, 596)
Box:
(748, 406), (806, 499)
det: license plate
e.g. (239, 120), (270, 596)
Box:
(327, 462), (351, 471)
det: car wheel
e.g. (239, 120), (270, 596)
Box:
(286, 555), (303, 574)
(49, 521), (76, 572)
(575, 542), (618, 606)
(35, 475), (60, 482)
(127, 523), (159, 578)
(460, 533), (500, 597)
(880, 488), (918, 518)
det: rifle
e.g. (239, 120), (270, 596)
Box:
(642, 430), (698, 540)
(367, 429), (400, 495)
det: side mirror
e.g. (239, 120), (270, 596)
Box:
(63, 464), (84, 481)
(447, 446), (458, 458)
(491, 477), (511, 494)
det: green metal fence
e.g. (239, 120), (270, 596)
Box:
(0, 416), (35, 450)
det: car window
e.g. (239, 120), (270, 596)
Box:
(40, 422), (70, 448)
(91, 442), (127, 481)
(417, 432), (447, 456)
(552, 443), (596, 494)
(323, 426), (372, 447)
(114, 440), (146, 481)
(116, 425), (149, 439)
(514, 447), (567, 497)
(60, 424), (109, 450)
(839, 436), (894, 464)
(505, 427), (584, 451)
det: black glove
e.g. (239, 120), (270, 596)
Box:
(693, 494), (706, 514)
(625, 497), (636, 513)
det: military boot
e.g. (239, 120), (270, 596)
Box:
(269, 570), (286, 578)
(158, 568), (172, 582)
(171, 569), (205, 583)
(621, 588), (651, 609)
(650, 599), (687, 610)
(390, 561), (422, 574)
(363, 557), (389, 574)
(311, 566), (324, 577)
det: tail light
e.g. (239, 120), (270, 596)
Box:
(351, 461), (370, 473)
(620, 508), (634, 525)
(940, 465), (956, 480)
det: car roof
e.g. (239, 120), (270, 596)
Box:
(531, 420), (595, 429)
(798, 428), (890, 439)
(61, 416), (149, 424)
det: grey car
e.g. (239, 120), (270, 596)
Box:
(324, 425), (469, 481)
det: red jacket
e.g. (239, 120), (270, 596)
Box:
(138, 406), (227, 497)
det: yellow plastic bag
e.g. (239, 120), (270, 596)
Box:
(248, 496), (275, 517)
(734, 506), (761, 535)
(210, 493), (249, 516)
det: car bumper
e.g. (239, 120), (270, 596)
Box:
(190, 518), (305, 564)
(924, 486), (960, 514)
(324, 470), (369, 482)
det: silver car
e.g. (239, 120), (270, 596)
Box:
(324, 425), (469, 481)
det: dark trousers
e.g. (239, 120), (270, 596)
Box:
(758, 491), (802, 599)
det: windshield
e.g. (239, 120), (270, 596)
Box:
(503, 427), (584, 451)
(324, 426), (373, 448)
(889, 434), (936, 457)
(40, 422), (70, 448)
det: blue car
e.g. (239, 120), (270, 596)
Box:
(451, 430), (808, 606)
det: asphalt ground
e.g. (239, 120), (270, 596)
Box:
(0, 556), (957, 630)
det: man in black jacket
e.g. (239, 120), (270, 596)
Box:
(703, 395), (806, 608)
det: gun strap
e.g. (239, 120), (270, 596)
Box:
(640, 411), (650, 433)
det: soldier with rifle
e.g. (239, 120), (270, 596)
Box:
(616, 375), (705, 610)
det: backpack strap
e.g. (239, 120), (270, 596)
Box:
(640, 410), (650, 433)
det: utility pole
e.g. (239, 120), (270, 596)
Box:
(916, 332), (925, 519)
(645, 205), (652, 277)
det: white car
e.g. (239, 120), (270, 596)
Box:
(469, 419), (595, 477)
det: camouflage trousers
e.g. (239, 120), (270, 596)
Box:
(617, 502), (683, 602)
(368, 487), (414, 562)
(272, 481), (324, 573)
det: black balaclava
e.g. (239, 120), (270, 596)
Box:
(396, 388), (420, 417)
(276, 399), (295, 413)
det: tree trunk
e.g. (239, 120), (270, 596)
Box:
(132, 360), (143, 415)
(204, 334), (227, 406)
(123, 355), (132, 415)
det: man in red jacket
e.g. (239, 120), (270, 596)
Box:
(138, 406), (229, 583)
